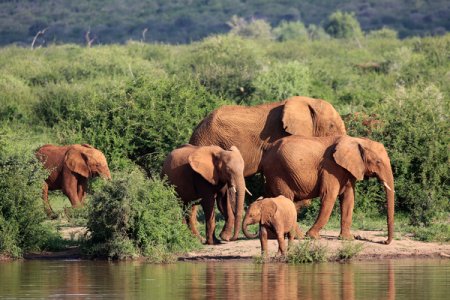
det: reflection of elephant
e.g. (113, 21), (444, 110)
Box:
(162, 144), (246, 244)
(261, 135), (395, 244)
(36, 144), (111, 218)
(242, 196), (300, 256)
(190, 96), (347, 239)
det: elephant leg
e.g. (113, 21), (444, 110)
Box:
(63, 176), (81, 207)
(187, 205), (203, 242)
(218, 188), (235, 241)
(202, 196), (220, 245)
(260, 226), (268, 257)
(77, 179), (88, 204)
(339, 183), (355, 240)
(276, 231), (287, 256)
(42, 183), (57, 219)
(306, 186), (339, 239)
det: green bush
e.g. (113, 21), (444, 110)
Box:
(286, 240), (329, 264)
(228, 16), (273, 41)
(324, 11), (363, 39)
(273, 21), (308, 42)
(84, 167), (200, 260)
(183, 35), (263, 102)
(0, 134), (57, 257)
(250, 60), (310, 104)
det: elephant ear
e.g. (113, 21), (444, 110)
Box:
(281, 97), (316, 136)
(333, 137), (365, 180)
(261, 200), (277, 225)
(188, 146), (221, 185)
(65, 148), (90, 178)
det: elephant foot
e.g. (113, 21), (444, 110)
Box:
(305, 229), (320, 240)
(219, 231), (232, 242)
(338, 233), (355, 241)
(205, 234), (222, 245)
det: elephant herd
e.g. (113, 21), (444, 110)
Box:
(36, 96), (395, 256)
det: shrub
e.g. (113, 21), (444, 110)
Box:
(286, 240), (329, 264)
(0, 133), (57, 257)
(250, 60), (310, 104)
(324, 11), (363, 39)
(84, 167), (200, 260)
(273, 21), (308, 42)
(183, 35), (263, 102)
(227, 16), (273, 41)
(336, 241), (364, 260)
(367, 27), (398, 39)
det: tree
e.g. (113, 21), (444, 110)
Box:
(324, 11), (363, 39)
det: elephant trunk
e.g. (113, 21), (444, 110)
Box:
(230, 177), (246, 241)
(242, 217), (259, 239)
(383, 174), (395, 245)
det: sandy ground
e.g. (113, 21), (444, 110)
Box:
(180, 230), (450, 261)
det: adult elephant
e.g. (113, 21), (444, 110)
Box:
(190, 96), (346, 240)
(260, 135), (395, 244)
(36, 144), (111, 218)
(162, 145), (246, 245)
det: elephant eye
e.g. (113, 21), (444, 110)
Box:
(376, 160), (381, 164)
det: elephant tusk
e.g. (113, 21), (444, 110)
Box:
(245, 187), (253, 196)
(383, 181), (393, 192)
(231, 186), (237, 193)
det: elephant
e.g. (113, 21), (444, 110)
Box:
(161, 144), (246, 245)
(260, 135), (395, 244)
(190, 96), (347, 239)
(36, 144), (111, 218)
(242, 196), (301, 256)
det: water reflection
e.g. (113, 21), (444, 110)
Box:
(0, 259), (448, 299)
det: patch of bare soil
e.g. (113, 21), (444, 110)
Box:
(180, 230), (450, 261)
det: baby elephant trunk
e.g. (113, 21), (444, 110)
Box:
(242, 217), (259, 239)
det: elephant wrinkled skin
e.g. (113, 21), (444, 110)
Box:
(162, 144), (246, 245)
(242, 196), (301, 256)
(261, 135), (395, 244)
(36, 144), (111, 218)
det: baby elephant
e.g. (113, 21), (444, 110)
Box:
(242, 196), (301, 256)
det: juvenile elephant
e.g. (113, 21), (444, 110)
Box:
(261, 135), (395, 244)
(242, 196), (300, 256)
(36, 144), (111, 218)
(162, 144), (246, 245)
(190, 96), (346, 239)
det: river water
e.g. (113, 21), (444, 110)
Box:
(0, 259), (448, 299)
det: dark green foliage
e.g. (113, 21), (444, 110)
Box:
(85, 168), (200, 260)
(0, 134), (58, 257)
(273, 21), (308, 42)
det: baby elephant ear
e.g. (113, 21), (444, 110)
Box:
(188, 146), (222, 185)
(261, 200), (277, 225)
(65, 148), (90, 178)
(333, 136), (365, 180)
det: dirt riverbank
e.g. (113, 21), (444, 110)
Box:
(180, 230), (450, 261)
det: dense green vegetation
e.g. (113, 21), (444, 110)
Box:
(1, 0), (449, 46)
(0, 24), (448, 258)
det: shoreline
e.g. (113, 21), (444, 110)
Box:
(2, 230), (448, 263)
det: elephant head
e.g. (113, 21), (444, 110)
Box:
(333, 136), (395, 244)
(65, 144), (111, 179)
(188, 145), (246, 241)
(242, 198), (277, 239)
(281, 96), (346, 138)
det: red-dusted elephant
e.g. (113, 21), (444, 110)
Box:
(36, 144), (111, 218)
